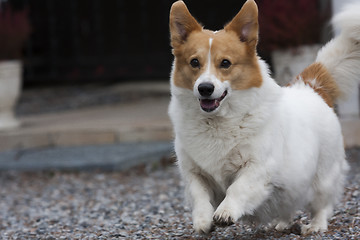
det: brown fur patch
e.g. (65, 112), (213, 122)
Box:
(172, 31), (213, 90)
(293, 62), (340, 108)
(211, 30), (262, 90)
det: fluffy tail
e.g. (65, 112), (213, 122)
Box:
(294, 3), (360, 108)
(315, 3), (360, 100)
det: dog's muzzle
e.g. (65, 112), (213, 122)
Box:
(198, 82), (228, 112)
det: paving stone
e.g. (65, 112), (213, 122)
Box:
(0, 141), (173, 171)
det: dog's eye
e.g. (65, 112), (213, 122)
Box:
(190, 58), (200, 68)
(220, 59), (231, 69)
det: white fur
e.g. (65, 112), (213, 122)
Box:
(169, 4), (360, 235)
(316, 2), (360, 99)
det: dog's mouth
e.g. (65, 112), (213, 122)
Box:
(199, 90), (228, 112)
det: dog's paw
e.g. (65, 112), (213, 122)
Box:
(193, 208), (214, 234)
(301, 223), (327, 235)
(193, 215), (214, 234)
(265, 219), (289, 232)
(275, 221), (289, 232)
(213, 203), (236, 227)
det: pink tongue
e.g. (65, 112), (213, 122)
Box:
(200, 99), (218, 111)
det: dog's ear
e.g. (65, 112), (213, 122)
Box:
(224, 0), (258, 50)
(169, 1), (202, 48)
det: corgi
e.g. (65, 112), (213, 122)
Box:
(168, 0), (360, 235)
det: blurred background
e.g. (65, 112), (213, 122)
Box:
(6, 0), (332, 86)
(0, 0), (359, 171)
(9, 0), (254, 86)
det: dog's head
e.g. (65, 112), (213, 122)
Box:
(169, 0), (263, 115)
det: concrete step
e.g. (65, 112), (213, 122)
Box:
(0, 96), (172, 152)
(0, 141), (173, 171)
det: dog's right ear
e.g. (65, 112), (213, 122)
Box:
(169, 1), (202, 48)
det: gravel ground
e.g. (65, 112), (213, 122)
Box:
(0, 150), (359, 240)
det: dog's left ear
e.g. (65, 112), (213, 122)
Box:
(225, 0), (258, 50)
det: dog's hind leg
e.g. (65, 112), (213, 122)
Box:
(301, 203), (332, 235)
(301, 150), (348, 235)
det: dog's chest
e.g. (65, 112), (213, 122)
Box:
(206, 146), (250, 190)
(180, 118), (250, 188)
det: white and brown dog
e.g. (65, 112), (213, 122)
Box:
(168, 0), (360, 235)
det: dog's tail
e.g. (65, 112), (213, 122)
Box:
(295, 3), (360, 108)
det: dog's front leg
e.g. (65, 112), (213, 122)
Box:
(213, 163), (271, 225)
(187, 173), (215, 234)
(177, 150), (215, 234)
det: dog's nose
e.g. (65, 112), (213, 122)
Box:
(198, 83), (214, 97)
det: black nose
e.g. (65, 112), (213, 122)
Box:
(198, 83), (214, 97)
